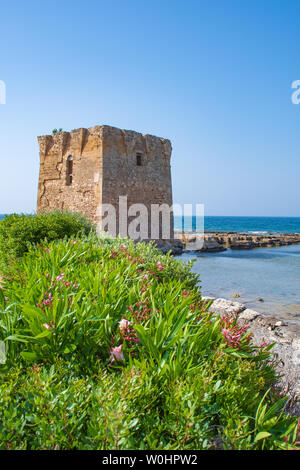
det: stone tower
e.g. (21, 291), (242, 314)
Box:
(37, 125), (174, 239)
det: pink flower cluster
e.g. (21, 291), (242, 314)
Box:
(55, 272), (79, 288)
(109, 344), (124, 362)
(36, 272), (79, 310)
(110, 245), (144, 265)
(220, 313), (236, 328)
(219, 313), (252, 348)
(156, 261), (166, 271)
(37, 293), (53, 308)
(138, 272), (152, 293)
(109, 297), (156, 364)
(119, 317), (139, 345)
(182, 290), (194, 298)
(127, 300), (152, 324)
(119, 318), (132, 331)
(109, 317), (140, 363)
(221, 324), (252, 349)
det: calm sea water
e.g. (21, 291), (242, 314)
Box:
(2, 214), (300, 233)
(1, 214), (300, 324)
(179, 245), (300, 326)
(174, 215), (300, 234)
(173, 216), (300, 325)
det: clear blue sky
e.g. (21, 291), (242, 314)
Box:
(1, 0), (300, 216)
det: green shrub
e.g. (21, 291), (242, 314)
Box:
(0, 212), (94, 267)
(0, 235), (298, 450)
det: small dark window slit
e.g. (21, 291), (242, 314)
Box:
(66, 156), (73, 185)
(136, 154), (142, 166)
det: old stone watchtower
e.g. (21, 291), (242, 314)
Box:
(37, 125), (174, 239)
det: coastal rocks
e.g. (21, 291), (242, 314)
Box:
(196, 239), (226, 253)
(202, 295), (216, 303)
(175, 231), (300, 252)
(230, 240), (256, 250)
(236, 310), (300, 415)
(151, 238), (183, 255)
(208, 298), (246, 316)
(238, 308), (260, 321)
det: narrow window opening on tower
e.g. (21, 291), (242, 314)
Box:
(136, 153), (142, 166)
(66, 156), (73, 185)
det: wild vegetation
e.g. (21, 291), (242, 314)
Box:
(0, 212), (93, 268)
(0, 213), (298, 450)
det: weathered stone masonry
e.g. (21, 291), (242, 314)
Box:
(37, 125), (174, 238)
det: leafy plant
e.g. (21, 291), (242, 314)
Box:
(0, 229), (298, 450)
(0, 211), (94, 268)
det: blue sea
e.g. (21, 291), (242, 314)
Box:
(174, 215), (300, 234)
(173, 216), (300, 326)
(1, 214), (300, 325)
(2, 214), (300, 233)
(180, 245), (300, 326)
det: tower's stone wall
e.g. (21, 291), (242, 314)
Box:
(37, 125), (173, 239)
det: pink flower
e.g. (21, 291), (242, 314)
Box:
(260, 338), (267, 348)
(119, 318), (131, 331)
(109, 344), (124, 362)
(43, 320), (55, 330)
(221, 325), (252, 349)
(43, 293), (53, 307)
(156, 261), (166, 271)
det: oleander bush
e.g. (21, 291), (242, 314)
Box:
(0, 211), (94, 267)
(0, 231), (299, 450)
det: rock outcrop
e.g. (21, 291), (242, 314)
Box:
(177, 231), (300, 252)
(151, 238), (183, 255)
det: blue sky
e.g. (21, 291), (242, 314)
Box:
(1, 0), (300, 216)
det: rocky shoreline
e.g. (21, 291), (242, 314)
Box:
(175, 231), (300, 252)
(203, 296), (300, 415)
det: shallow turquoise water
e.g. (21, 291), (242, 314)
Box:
(179, 244), (300, 325)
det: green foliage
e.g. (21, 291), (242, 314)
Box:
(0, 234), (298, 450)
(0, 212), (94, 267)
